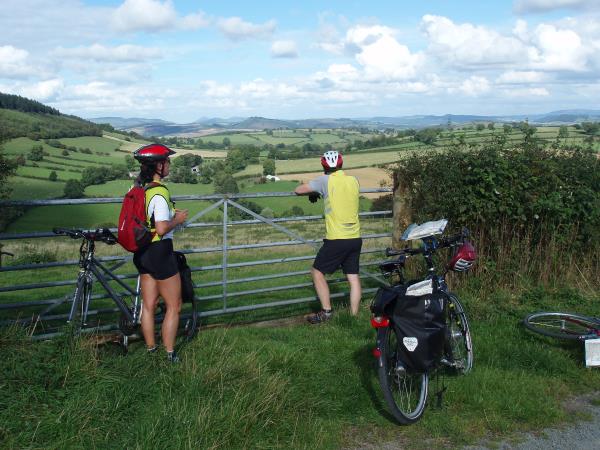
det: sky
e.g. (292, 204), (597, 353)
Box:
(0, 0), (599, 123)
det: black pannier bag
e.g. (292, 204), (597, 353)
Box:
(174, 251), (195, 303)
(370, 285), (403, 317)
(392, 280), (446, 373)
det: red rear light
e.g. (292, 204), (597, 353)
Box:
(372, 348), (382, 358)
(370, 316), (390, 328)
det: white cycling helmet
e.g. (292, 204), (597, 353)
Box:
(321, 150), (343, 170)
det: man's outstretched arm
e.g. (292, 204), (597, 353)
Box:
(294, 183), (314, 195)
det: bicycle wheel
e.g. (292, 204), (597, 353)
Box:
(446, 293), (473, 374)
(183, 295), (199, 341)
(524, 312), (600, 340)
(376, 326), (428, 424)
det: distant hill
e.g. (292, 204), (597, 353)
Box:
(0, 92), (103, 141)
(88, 109), (600, 137)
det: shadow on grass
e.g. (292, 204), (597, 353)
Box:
(352, 343), (398, 424)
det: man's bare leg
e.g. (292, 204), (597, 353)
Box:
(311, 267), (331, 310)
(346, 273), (362, 315)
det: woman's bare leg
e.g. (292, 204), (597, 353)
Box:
(140, 274), (159, 349)
(157, 273), (182, 353)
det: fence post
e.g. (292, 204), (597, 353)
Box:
(392, 171), (412, 249)
(222, 199), (228, 310)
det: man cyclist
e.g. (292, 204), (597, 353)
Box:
(294, 150), (362, 323)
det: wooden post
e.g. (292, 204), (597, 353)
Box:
(392, 171), (412, 249)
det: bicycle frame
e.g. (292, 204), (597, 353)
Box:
(53, 228), (141, 331)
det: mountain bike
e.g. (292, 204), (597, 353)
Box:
(53, 227), (199, 346)
(370, 220), (474, 424)
(523, 312), (600, 341)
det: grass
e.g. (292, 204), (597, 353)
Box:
(0, 283), (598, 449)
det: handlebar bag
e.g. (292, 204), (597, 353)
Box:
(174, 251), (195, 303)
(392, 282), (446, 373)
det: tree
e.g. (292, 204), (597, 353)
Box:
(476, 123), (485, 131)
(558, 126), (569, 139)
(125, 155), (137, 171)
(503, 124), (512, 134)
(222, 137), (231, 148)
(487, 122), (495, 130)
(28, 145), (44, 161)
(213, 173), (239, 194)
(49, 171), (58, 181)
(263, 158), (276, 176)
(63, 179), (85, 198)
(0, 149), (16, 199)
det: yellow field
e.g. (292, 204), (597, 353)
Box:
(278, 167), (392, 198)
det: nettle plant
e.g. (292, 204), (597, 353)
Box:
(392, 139), (599, 245)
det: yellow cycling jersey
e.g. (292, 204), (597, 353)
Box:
(323, 171), (360, 239)
(144, 182), (175, 243)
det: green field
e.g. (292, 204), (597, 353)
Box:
(236, 149), (418, 177)
(8, 176), (66, 200)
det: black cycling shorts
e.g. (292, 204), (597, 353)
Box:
(313, 238), (362, 275)
(133, 239), (179, 280)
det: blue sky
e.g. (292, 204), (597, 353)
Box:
(0, 0), (599, 122)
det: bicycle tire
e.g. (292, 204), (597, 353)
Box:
(446, 293), (473, 374)
(523, 312), (600, 340)
(377, 326), (428, 424)
(183, 295), (199, 341)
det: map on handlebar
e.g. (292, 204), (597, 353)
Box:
(401, 219), (448, 241)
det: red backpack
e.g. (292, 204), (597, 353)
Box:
(117, 182), (156, 252)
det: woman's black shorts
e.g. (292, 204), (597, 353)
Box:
(313, 238), (362, 275)
(133, 239), (179, 280)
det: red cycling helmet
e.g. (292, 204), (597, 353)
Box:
(449, 240), (477, 272)
(321, 150), (343, 170)
(133, 143), (175, 163)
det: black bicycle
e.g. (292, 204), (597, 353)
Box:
(370, 222), (474, 424)
(53, 227), (199, 344)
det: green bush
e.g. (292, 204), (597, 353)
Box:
(392, 140), (599, 243)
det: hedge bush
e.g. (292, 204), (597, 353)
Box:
(392, 140), (599, 243)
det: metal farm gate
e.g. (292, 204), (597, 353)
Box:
(0, 189), (392, 338)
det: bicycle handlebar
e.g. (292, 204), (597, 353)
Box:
(53, 227), (117, 245)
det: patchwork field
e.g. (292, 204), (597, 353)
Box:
(278, 167), (391, 198)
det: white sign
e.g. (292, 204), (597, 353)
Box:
(585, 338), (600, 368)
(403, 337), (418, 352)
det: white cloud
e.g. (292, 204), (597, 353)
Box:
(112, 0), (209, 33)
(112, 0), (177, 32)
(455, 76), (491, 96)
(0, 45), (35, 79)
(217, 17), (276, 41)
(179, 12), (211, 30)
(504, 87), (550, 96)
(422, 15), (528, 68)
(528, 23), (591, 71)
(271, 41), (298, 58)
(20, 79), (65, 101)
(347, 25), (425, 80)
(514, 0), (598, 14)
(496, 70), (546, 83)
(53, 44), (162, 62)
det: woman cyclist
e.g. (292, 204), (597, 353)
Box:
(132, 144), (188, 362)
